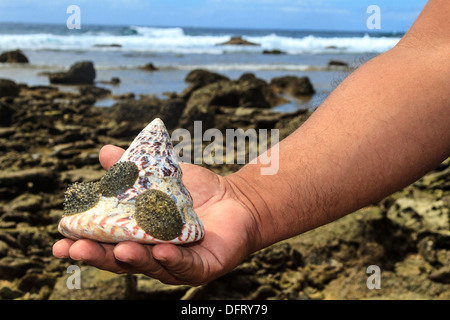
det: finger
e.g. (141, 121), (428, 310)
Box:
(99, 144), (125, 169)
(113, 241), (155, 267)
(113, 242), (181, 284)
(52, 238), (75, 258)
(67, 239), (126, 274)
(152, 244), (206, 286)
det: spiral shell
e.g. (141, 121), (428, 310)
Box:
(58, 118), (204, 244)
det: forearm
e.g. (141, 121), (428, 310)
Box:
(227, 43), (450, 253)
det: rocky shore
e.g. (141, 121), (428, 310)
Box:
(0, 62), (448, 300)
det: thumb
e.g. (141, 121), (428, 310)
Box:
(99, 145), (125, 169)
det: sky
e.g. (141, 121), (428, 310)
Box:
(0, 0), (428, 32)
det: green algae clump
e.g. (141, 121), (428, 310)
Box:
(63, 182), (101, 216)
(100, 161), (139, 197)
(134, 189), (184, 240)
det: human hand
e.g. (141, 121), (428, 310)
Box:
(52, 144), (260, 285)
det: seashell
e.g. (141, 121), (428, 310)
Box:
(58, 118), (204, 244)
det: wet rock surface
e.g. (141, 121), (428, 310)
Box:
(0, 79), (20, 98)
(0, 67), (448, 300)
(217, 36), (260, 46)
(49, 61), (96, 85)
(0, 50), (29, 64)
(270, 76), (315, 97)
(139, 63), (159, 71)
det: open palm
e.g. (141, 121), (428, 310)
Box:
(53, 145), (258, 285)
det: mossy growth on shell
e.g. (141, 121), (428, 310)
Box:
(100, 161), (139, 197)
(63, 182), (101, 216)
(135, 189), (184, 240)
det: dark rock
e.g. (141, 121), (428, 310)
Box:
(190, 78), (270, 109)
(13, 225), (55, 252)
(17, 272), (57, 294)
(178, 102), (216, 133)
(417, 231), (450, 266)
(415, 164), (450, 190)
(0, 284), (22, 299)
(0, 232), (22, 251)
(210, 81), (271, 109)
(238, 73), (288, 108)
(248, 284), (278, 299)
(238, 73), (257, 82)
(113, 92), (135, 100)
(217, 36), (259, 46)
(110, 77), (121, 85)
(252, 243), (304, 272)
(100, 77), (121, 85)
(303, 263), (342, 289)
(262, 49), (285, 55)
(366, 215), (417, 268)
(0, 50), (29, 63)
(37, 71), (52, 77)
(135, 275), (190, 299)
(159, 98), (187, 130)
(49, 61), (96, 85)
(0, 241), (8, 258)
(417, 235), (439, 265)
(428, 266), (450, 284)
(179, 74), (290, 132)
(1, 211), (31, 223)
(51, 142), (83, 159)
(328, 59), (349, 67)
(387, 197), (449, 232)
(106, 121), (142, 140)
(110, 96), (186, 136)
(50, 125), (87, 144)
(0, 256), (41, 279)
(110, 96), (160, 124)
(0, 79), (20, 98)
(181, 69), (230, 100)
(0, 104), (16, 126)
(79, 85), (111, 98)
(93, 43), (122, 48)
(8, 193), (43, 212)
(179, 79), (252, 132)
(140, 63), (158, 71)
(0, 168), (59, 199)
(60, 168), (104, 185)
(185, 69), (229, 88)
(49, 268), (136, 300)
(270, 75), (315, 97)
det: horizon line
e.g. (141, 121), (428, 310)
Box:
(0, 20), (407, 35)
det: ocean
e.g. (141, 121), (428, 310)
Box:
(0, 22), (403, 111)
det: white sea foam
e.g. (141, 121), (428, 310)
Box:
(0, 26), (401, 54)
(172, 63), (316, 72)
(130, 26), (185, 38)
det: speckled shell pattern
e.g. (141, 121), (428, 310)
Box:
(58, 118), (205, 244)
